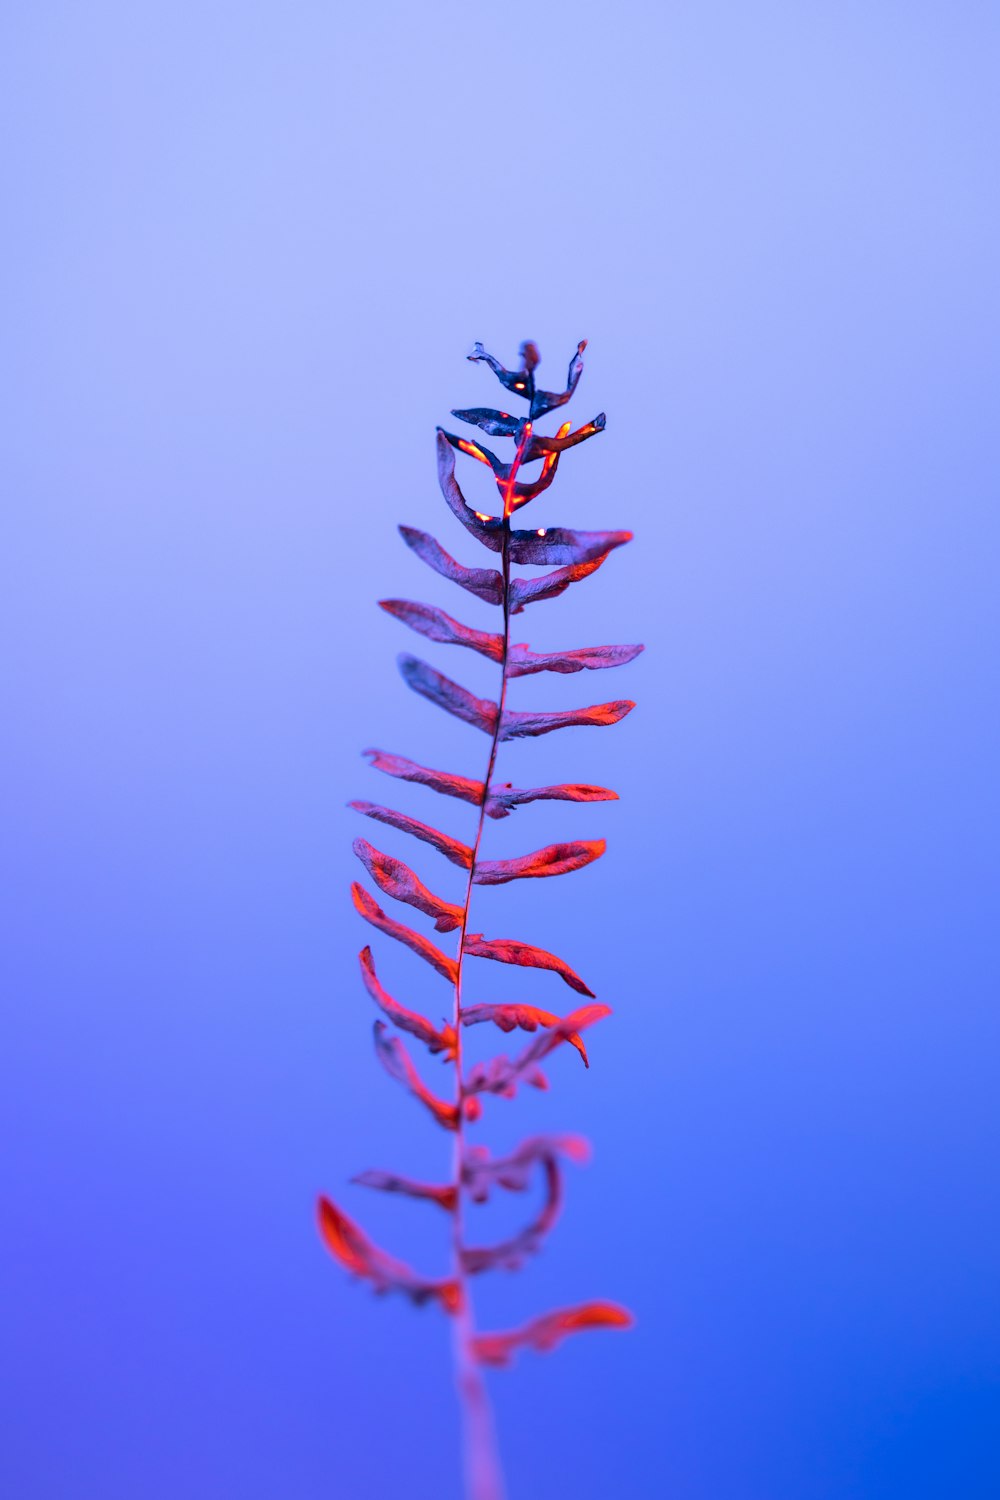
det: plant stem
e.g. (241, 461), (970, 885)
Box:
(449, 422), (532, 1500)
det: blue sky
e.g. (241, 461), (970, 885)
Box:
(2, 3), (998, 1496)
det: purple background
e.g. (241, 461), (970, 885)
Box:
(2, 3), (998, 1496)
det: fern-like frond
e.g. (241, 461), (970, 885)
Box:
(320, 340), (640, 1500)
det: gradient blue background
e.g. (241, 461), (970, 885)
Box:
(2, 4), (998, 1497)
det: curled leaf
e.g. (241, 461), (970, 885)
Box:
(485, 782), (618, 819)
(460, 1003), (593, 1064)
(461, 1150), (564, 1274)
(439, 428), (510, 482)
(528, 340), (588, 420)
(398, 655), (499, 737)
(316, 1195), (459, 1311)
(462, 1134), (591, 1202)
(500, 700), (635, 740)
(354, 838), (463, 933)
(468, 339), (590, 425)
(464, 1004), (611, 1100)
(509, 441), (566, 510)
(373, 1020), (459, 1130)
(508, 526), (632, 568)
(351, 1169), (456, 1213)
(442, 412), (564, 510)
(436, 433), (504, 550)
(353, 839), (462, 936)
(398, 525), (502, 606)
(462, 1052), (550, 1100)
(362, 748), (484, 809)
(508, 642), (644, 677)
(351, 883), (458, 983)
(473, 840), (605, 886)
(358, 946), (456, 1057)
(467, 341), (536, 401)
(463, 933), (595, 996)
(509, 554), (614, 613)
(380, 599), (503, 663)
(349, 800), (473, 869)
(471, 1301), (634, 1367)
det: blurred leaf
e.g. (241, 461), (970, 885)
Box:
(471, 1302), (634, 1367)
(352, 1169), (456, 1213)
(316, 1195), (459, 1311)
(464, 1005), (611, 1100)
(461, 1148), (564, 1275)
(373, 1021), (459, 1131)
(462, 1135), (591, 1202)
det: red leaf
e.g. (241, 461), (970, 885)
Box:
(471, 1301), (634, 1367)
(508, 458), (561, 508)
(508, 526), (631, 568)
(485, 782), (617, 819)
(351, 884), (458, 984)
(357, 946), (456, 1058)
(499, 699), (635, 741)
(435, 432), (504, 550)
(473, 840), (605, 886)
(380, 599), (503, 662)
(398, 525), (502, 606)
(508, 642), (644, 677)
(460, 1004), (593, 1065)
(351, 1169), (456, 1213)
(509, 554), (615, 613)
(463, 1052), (550, 1101)
(467, 338), (587, 422)
(451, 407), (525, 439)
(439, 427), (510, 481)
(373, 1021), (459, 1130)
(464, 1005), (611, 1101)
(461, 1149), (565, 1274)
(462, 1134), (591, 1201)
(463, 933), (595, 996)
(528, 339), (588, 419)
(349, 800), (473, 869)
(398, 655), (499, 736)
(521, 414), (605, 463)
(362, 748), (484, 809)
(316, 1195), (459, 1311)
(353, 838), (464, 933)
(466, 340), (538, 401)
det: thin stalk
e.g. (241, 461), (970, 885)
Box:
(449, 420), (533, 1500)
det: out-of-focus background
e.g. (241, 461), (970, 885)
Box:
(2, 4), (998, 1496)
